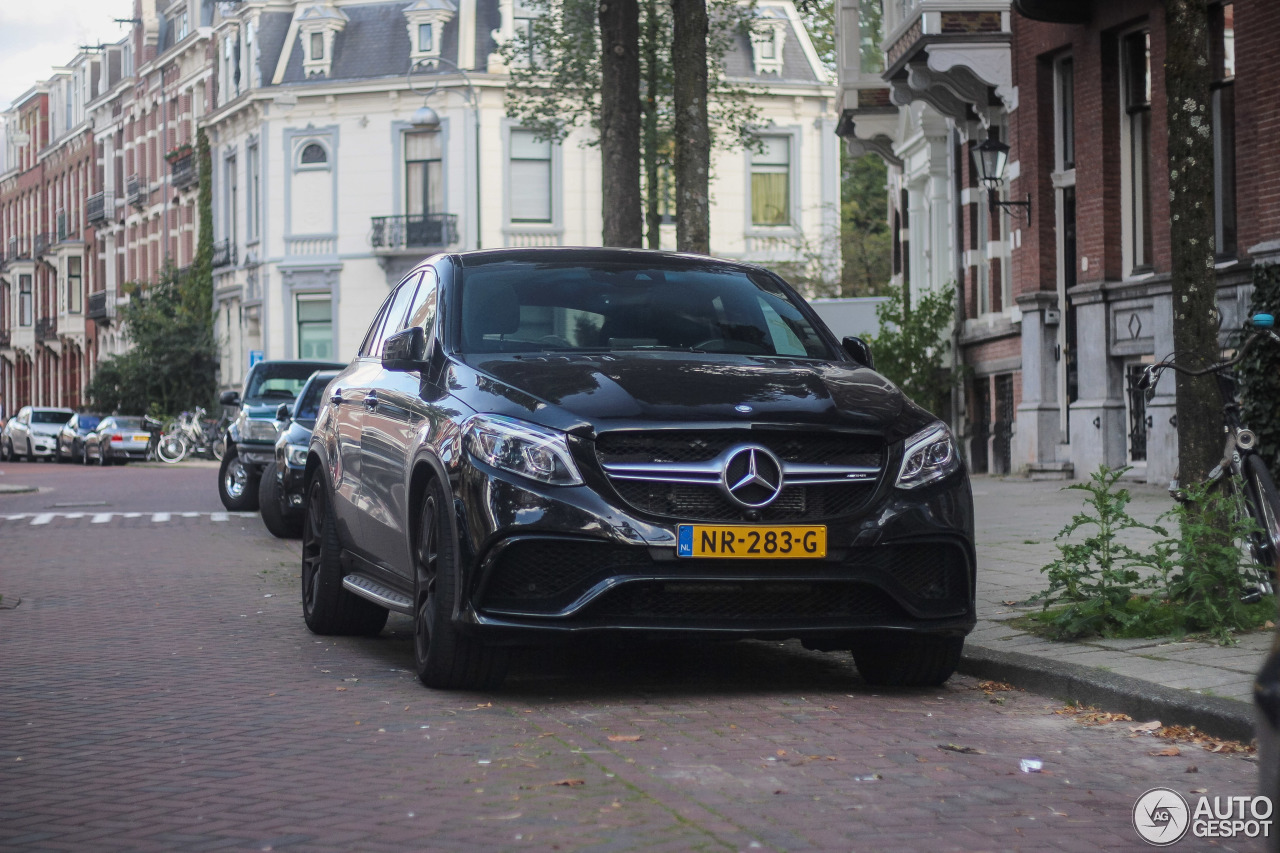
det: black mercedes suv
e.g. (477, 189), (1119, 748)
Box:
(303, 248), (976, 690)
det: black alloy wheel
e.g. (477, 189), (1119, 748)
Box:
(412, 478), (508, 690)
(259, 461), (303, 538)
(851, 632), (964, 687)
(300, 475), (387, 636)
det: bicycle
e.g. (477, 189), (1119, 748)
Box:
(1138, 312), (1280, 602)
(156, 407), (228, 463)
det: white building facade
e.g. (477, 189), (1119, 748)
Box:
(202, 0), (840, 388)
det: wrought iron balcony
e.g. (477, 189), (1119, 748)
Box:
(34, 233), (52, 257)
(370, 214), (459, 252)
(170, 153), (198, 190)
(87, 191), (114, 224)
(35, 316), (57, 342)
(126, 174), (149, 208)
(212, 240), (236, 268)
(87, 290), (111, 323)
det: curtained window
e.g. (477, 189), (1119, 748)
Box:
(751, 137), (790, 227)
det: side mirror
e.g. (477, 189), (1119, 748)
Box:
(383, 327), (427, 371)
(842, 336), (874, 369)
(275, 403), (292, 422)
(219, 390), (241, 407)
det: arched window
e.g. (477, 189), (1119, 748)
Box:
(299, 142), (328, 166)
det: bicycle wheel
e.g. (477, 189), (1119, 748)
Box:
(156, 432), (189, 464)
(1244, 454), (1280, 572)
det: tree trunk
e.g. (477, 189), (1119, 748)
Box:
(671, 0), (709, 254)
(643, 0), (661, 249)
(598, 0), (643, 248)
(1165, 0), (1220, 483)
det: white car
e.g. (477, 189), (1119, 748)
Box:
(1, 406), (74, 461)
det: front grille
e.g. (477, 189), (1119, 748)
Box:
(596, 430), (882, 467)
(590, 581), (905, 621)
(613, 481), (874, 521)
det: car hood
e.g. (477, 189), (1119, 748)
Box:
(453, 352), (931, 442)
(241, 402), (290, 420)
(29, 424), (66, 437)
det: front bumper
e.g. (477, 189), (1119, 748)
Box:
(449, 457), (977, 646)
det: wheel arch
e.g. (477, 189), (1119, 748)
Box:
(407, 449), (462, 611)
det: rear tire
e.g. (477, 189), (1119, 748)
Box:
(852, 632), (964, 687)
(97, 445), (109, 466)
(0, 439), (10, 462)
(413, 477), (508, 690)
(259, 462), (303, 538)
(1244, 455), (1280, 573)
(300, 475), (388, 636)
(218, 449), (260, 511)
(156, 433), (188, 463)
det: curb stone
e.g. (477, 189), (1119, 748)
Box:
(0, 484), (37, 494)
(960, 643), (1257, 743)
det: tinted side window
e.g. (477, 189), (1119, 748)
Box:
(358, 296), (394, 358)
(405, 267), (440, 334)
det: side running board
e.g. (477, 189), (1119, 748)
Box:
(342, 574), (414, 614)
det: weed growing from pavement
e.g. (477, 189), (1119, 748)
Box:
(1027, 465), (1275, 643)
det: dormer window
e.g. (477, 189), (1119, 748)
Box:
(311, 32), (325, 60)
(749, 7), (789, 76)
(404, 0), (457, 64)
(297, 3), (348, 78)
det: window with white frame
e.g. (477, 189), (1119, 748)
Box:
(226, 154), (239, 248)
(1053, 54), (1079, 430)
(750, 137), (791, 227)
(509, 130), (552, 223)
(418, 22), (434, 53)
(298, 142), (328, 168)
(66, 257), (82, 314)
(247, 142), (261, 241)
(296, 296), (333, 360)
(310, 32), (324, 61)
(1121, 29), (1152, 273)
(405, 131), (443, 217)
(18, 275), (32, 326)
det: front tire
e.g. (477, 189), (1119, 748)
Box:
(301, 475), (387, 636)
(97, 445), (110, 466)
(413, 477), (508, 690)
(1, 438), (12, 462)
(156, 433), (188, 464)
(259, 462), (303, 538)
(852, 632), (964, 687)
(1244, 455), (1280, 572)
(218, 449), (260, 511)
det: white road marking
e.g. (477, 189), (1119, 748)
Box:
(211, 512), (229, 522)
(31, 513), (54, 525)
(152, 513), (171, 522)
(0, 511), (264, 527)
(92, 513), (112, 523)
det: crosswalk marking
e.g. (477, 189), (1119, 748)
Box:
(1, 511), (259, 527)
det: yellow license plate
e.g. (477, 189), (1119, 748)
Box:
(676, 525), (827, 559)
(131, 434), (149, 443)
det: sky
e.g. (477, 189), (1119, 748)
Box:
(0, 0), (137, 111)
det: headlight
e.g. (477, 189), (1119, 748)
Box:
(242, 419), (280, 442)
(285, 443), (309, 467)
(895, 422), (961, 489)
(463, 415), (583, 486)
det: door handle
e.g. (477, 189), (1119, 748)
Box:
(330, 388), (344, 405)
(364, 392), (379, 411)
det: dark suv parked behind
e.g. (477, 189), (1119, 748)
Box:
(218, 359), (344, 510)
(303, 248), (976, 690)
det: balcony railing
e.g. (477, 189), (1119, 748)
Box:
(87, 191), (113, 224)
(35, 316), (57, 342)
(370, 214), (459, 251)
(87, 290), (111, 322)
(0, 329), (9, 347)
(34, 233), (52, 257)
(212, 240), (236, 268)
(126, 174), (149, 208)
(170, 153), (198, 190)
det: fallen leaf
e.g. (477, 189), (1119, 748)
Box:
(1190, 788), (1207, 794)
(1001, 600), (1020, 606)
(776, 749), (787, 756)
(1265, 621), (1275, 629)
(1130, 720), (1161, 732)
(607, 735), (642, 743)
(553, 779), (585, 787)
(1185, 766), (1198, 773)
(1150, 747), (1181, 756)
(336, 687), (347, 692)
(938, 743), (984, 755)
(478, 812), (524, 821)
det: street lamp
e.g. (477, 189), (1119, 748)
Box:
(407, 57), (482, 250)
(971, 136), (1031, 225)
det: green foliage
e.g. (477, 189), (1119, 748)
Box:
(1032, 466), (1274, 644)
(1035, 466), (1167, 639)
(867, 282), (956, 415)
(85, 265), (218, 416)
(1238, 263), (1280, 482)
(841, 149), (892, 296)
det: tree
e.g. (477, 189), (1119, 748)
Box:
(671, 0), (711, 253)
(501, 0), (758, 248)
(598, 0), (644, 246)
(1165, 0), (1220, 484)
(867, 283), (957, 416)
(841, 149), (892, 296)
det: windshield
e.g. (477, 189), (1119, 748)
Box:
(110, 417), (146, 430)
(245, 363), (328, 402)
(294, 373), (337, 422)
(458, 260), (834, 359)
(32, 411), (73, 425)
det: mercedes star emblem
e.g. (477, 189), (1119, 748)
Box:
(720, 445), (785, 508)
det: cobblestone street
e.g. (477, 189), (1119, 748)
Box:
(0, 465), (1266, 851)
